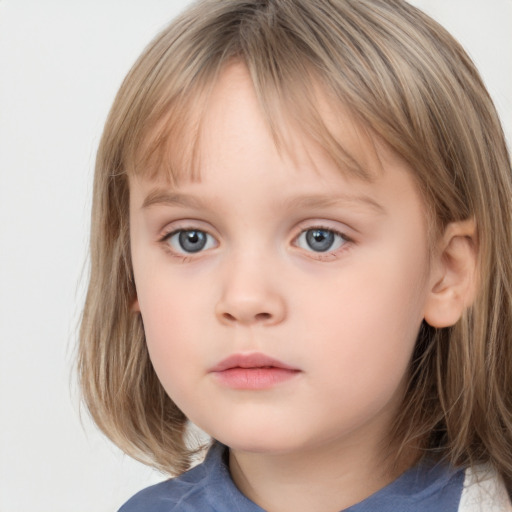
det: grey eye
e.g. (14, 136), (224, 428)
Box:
(167, 230), (216, 253)
(296, 228), (346, 252)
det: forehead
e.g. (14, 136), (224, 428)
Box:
(128, 62), (394, 188)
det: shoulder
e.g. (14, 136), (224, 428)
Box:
(117, 443), (242, 512)
(118, 462), (213, 512)
(459, 464), (512, 512)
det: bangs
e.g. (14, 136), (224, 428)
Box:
(120, 0), (381, 187)
(128, 79), (212, 185)
(128, 57), (374, 186)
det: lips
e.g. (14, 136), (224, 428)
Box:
(210, 353), (298, 372)
(209, 353), (301, 390)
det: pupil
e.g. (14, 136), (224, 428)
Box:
(179, 230), (207, 253)
(306, 229), (334, 252)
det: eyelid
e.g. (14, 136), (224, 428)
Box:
(291, 219), (355, 241)
(157, 219), (217, 241)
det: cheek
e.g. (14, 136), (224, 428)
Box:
(299, 243), (428, 393)
(135, 271), (211, 388)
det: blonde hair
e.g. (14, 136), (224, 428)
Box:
(78, 0), (512, 487)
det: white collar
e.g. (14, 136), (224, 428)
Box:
(459, 464), (512, 511)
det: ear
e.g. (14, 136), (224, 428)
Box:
(424, 219), (478, 328)
(131, 296), (141, 313)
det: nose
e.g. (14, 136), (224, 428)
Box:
(215, 256), (286, 327)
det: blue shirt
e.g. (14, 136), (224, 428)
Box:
(119, 443), (465, 511)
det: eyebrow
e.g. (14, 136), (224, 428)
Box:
(142, 190), (207, 210)
(141, 189), (386, 215)
(284, 194), (386, 215)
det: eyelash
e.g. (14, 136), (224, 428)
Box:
(158, 225), (353, 261)
(294, 226), (353, 260)
(159, 227), (217, 261)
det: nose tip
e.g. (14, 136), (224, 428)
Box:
(215, 294), (286, 326)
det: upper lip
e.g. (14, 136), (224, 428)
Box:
(209, 353), (299, 372)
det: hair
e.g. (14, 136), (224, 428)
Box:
(78, 0), (512, 488)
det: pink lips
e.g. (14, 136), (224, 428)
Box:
(210, 353), (301, 390)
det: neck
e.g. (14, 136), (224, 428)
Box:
(229, 436), (418, 512)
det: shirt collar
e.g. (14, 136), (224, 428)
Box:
(202, 442), (465, 512)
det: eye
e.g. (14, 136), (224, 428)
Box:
(165, 229), (217, 254)
(295, 228), (347, 253)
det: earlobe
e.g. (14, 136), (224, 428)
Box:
(424, 219), (478, 328)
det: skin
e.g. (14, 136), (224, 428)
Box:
(129, 63), (474, 511)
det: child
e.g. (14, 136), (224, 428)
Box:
(78, 0), (512, 510)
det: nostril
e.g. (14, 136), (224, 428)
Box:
(222, 312), (271, 322)
(222, 312), (237, 322)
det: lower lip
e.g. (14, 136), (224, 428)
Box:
(212, 367), (300, 390)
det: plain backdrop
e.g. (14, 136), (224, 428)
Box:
(0, 1), (510, 511)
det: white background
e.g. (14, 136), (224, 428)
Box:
(0, 1), (510, 511)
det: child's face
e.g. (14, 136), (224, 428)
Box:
(129, 63), (434, 456)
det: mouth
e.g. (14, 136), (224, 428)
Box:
(209, 353), (301, 390)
